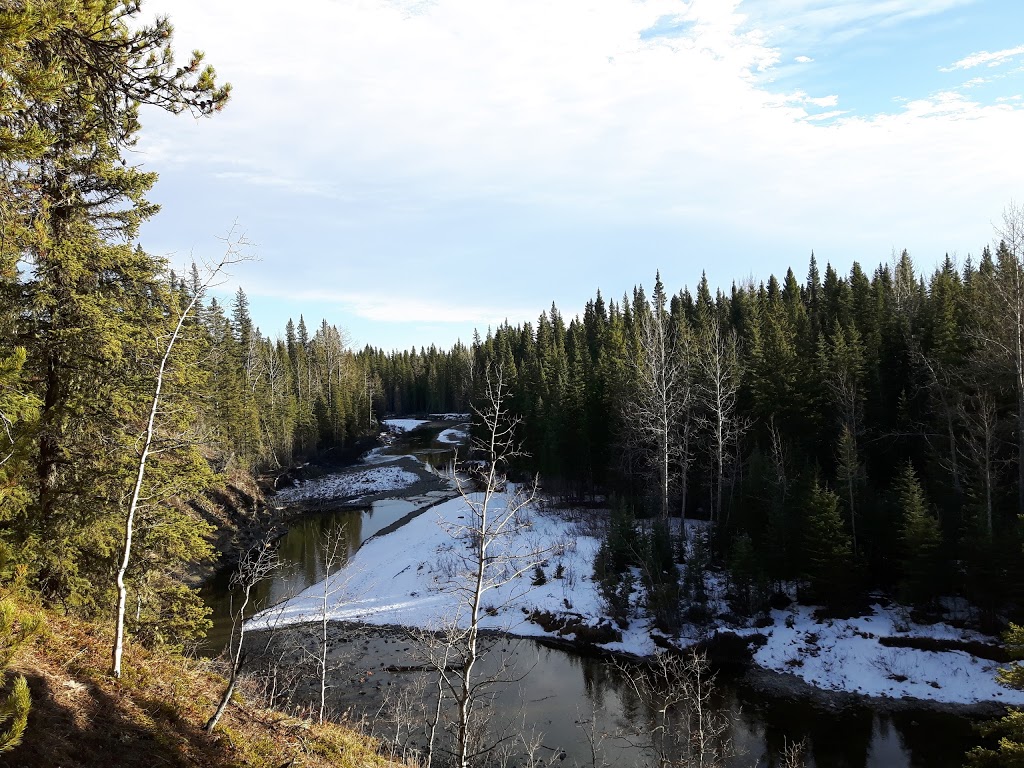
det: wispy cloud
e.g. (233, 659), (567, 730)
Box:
(247, 285), (536, 327)
(802, 109), (849, 121)
(740, 0), (977, 47)
(136, 0), (1024, 349)
(213, 171), (336, 198)
(942, 44), (1024, 72)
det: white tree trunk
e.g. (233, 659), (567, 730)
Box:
(112, 233), (247, 679)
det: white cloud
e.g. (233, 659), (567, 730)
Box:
(802, 109), (849, 121)
(807, 94), (839, 107)
(247, 285), (536, 327)
(795, 55), (814, 63)
(942, 44), (1024, 72)
(135, 0), (1024, 347)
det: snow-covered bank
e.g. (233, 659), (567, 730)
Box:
(436, 426), (469, 445)
(382, 418), (428, 433)
(275, 466), (421, 503)
(738, 604), (1021, 706)
(250, 490), (660, 651)
(251, 492), (1022, 708)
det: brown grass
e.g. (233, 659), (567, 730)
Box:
(4, 605), (416, 768)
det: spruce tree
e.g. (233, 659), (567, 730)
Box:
(802, 480), (855, 607)
(0, 0), (227, 611)
(896, 462), (944, 609)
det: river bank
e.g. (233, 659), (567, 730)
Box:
(200, 418), (1014, 764)
(194, 418), (458, 587)
(248, 475), (1022, 712)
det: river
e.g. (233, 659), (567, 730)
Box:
(201, 420), (990, 767)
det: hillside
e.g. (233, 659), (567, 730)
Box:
(4, 604), (414, 768)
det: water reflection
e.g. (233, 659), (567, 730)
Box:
(200, 498), (417, 652)
(202, 421), (982, 766)
(270, 631), (978, 768)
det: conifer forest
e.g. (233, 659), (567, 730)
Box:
(5, 1), (1024, 767)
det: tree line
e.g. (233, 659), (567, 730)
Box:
(0, 0), (475, 690)
(468, 230), (1024, 626)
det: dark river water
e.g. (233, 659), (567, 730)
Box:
(201, 421), (990, 767)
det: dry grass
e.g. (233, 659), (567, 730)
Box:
(5, 605), (417, 768)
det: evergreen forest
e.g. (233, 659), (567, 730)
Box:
(4, 1), (1024, 765)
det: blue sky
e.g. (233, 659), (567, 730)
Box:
(137, 0), (1024, 351)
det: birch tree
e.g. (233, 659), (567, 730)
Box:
(112, 233), (250, 678)
(989, 202), (1024, 516)
(958, 391), (1000, 537)
(696, 308), (745, 526)
(299, 523), (353, 725)
(429, 364), (545, 768)
(625, 274), (692, 519)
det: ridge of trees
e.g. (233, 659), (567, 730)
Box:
(466, 234), (1024, 626)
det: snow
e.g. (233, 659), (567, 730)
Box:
(275, 466), (421, 502)
(360, 446), (400, 465)
(437, 426), (469, 445)
(249, 491), (656, 648)
(254, 483), (1022, 707)
(740, 603), (1024, 705)
(383, 418), (428, 433)
(429, 413), (471, 421)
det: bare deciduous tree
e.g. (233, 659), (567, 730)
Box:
(696, 311), (746, 526)
(991, 201), (1024, 516)
(424, 364), (548, 768)
(112, 229), (252, 679)
(625, 275), (693, 520)
(958, 391), (1000, 537)
(206, 537), (279, 733)
(307, 523), (351, 725)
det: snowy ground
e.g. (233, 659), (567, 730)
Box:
(252, 488), (1023, 707)
(382, 418), (428, 433)
(436, 425), (469, 445)
(250, 490), (660, 652)
(739, 603), (1024, 705)
(274, 466), (421, 503)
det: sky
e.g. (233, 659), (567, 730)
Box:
(135, 0), (1024, 351)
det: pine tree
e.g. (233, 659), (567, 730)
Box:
(0, 0), (227, 611)
(835, 424), (863, 555)
(967, 624), (1024, 765)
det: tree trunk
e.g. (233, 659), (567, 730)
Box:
(112, 254), (230, 678)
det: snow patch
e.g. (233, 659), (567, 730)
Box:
(738, 604), (1023, 705)
(275, 466), (421, 502)
(252, 495), (1020, 706)
(383, 418), (428, 433)
(437, 426), (469, 445)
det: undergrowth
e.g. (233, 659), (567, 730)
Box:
(4, 599), (416, 767)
